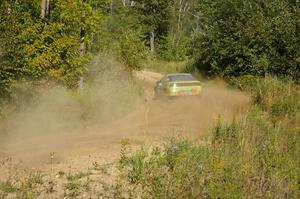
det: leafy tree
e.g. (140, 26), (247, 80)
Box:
(0, 0), (99, 94)
(0, 0), (41, 95)
(133, 0), (174, 53)
(156, 0), (198, 61)
(90, 0), (149, 69)
(191, 0), (300, 82)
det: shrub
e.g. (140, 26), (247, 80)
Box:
(191, 0), (300, 82)
(231, 76), (300, 120)
(0, 181), (16, 193)
(119, 77), (300, 198)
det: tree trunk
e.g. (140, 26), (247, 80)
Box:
(110, 0), (113, 13)
(80, 29), (86, 57)
(78, 0), (89, 91)
(41, 0), (50, 19)
(46, 0), (50, 17)
(78, 29), (86, 91)
(150, 30), (155, 53)
(41, 0), (46, 19)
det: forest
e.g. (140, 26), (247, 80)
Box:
(0, 0), (299, 198)
(0, 0), (299, 96)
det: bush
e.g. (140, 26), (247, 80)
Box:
(118, 30), (149, 70)
(119, 76), (300, 198)
(191, 0), (300, 82)
(119, 111), (299, 198)
(231, 76), (300, 120)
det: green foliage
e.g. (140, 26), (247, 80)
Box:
(191, 0), (300, 82)
(0, 74), (298, 199)
(118, 30), (149, 70)
(157, 0), (198, 61)
(90, 2), (149, 69)
(66, 172), (88, 181)
(2, 172), (45, 199)
(97, 0), (193, 63)
(65, 182), (81, 191)
(231, 76), (300, 119)
(0, 0), (98, 94)
(119, 76), (300, 198)
(156, 33), (189, 61)
(0, 181), (16, 193)
(0, 0), (201, 97)
(144, 60), (187, 74)
(120, 117), (299, 198)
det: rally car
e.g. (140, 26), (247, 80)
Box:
(154, 73), (202, 99)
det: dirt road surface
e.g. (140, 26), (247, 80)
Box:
(0, 70), (249, 177)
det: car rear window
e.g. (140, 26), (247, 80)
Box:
(168, 74), (197, 82)
(170, 82), (201, 87)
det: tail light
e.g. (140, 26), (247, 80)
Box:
(169, 83), (177, 88)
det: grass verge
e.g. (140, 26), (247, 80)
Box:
(118, 76), (300, 198)
(0, 76), (299, 198)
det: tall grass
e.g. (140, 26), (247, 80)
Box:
(0, 76), (298, 198)
(144, 60), (188, 74)
(119, 76), (300, 198)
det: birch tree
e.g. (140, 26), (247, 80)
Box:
(40, 0), (50, 19)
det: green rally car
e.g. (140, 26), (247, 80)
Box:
(154, 73), (202, 99)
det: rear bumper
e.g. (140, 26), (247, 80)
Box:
(168, 90), (202, 97)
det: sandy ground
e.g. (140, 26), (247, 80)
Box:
(0, 70), (249, 177)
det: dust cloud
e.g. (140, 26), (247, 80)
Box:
(132, 73), (249, 140)
(0, 58), (249, 168)
(0, 55), (143, 165)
